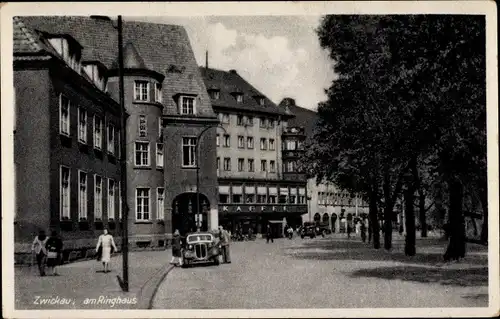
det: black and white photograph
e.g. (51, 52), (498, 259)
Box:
(1, 1), (498, 318)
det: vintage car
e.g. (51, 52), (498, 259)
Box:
(181, 232), (222, 268)
(300, 225), (317, 239)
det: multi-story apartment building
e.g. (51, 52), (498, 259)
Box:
(200, 68), (308, 236)
(13, 17), (124, 253)
(280, 98), (369, 233)
(18, 16), (218, 249)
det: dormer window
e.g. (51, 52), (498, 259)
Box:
(180, 96), (196, 115)
(83, 62), (107, 91)
(47, 35), (82, 74)
(236, 94), (244, 103)
(209, 90), (220, 100)
(259, 98), (265, 106)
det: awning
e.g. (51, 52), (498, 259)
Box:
(299, 188), (306, 195)
(245, 186), (255, 194)
(257, 186), (267, 195)
(279, 187), (288, 195)
(219, 186), (229, 194)
(290, 188), (297, 195)
(269, 187), (277, 195)
(232, 186), (242, 194)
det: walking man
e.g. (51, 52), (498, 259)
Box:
(219, 226), (231, 263)
(266, 224), (274, 243)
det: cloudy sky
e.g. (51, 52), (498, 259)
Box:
(129, 16), (337, 111)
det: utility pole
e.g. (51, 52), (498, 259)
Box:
(117, 15), (129, 292)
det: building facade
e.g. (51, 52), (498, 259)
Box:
(280, 98), (369, 233)
(14, 17), (124, 253)
(200, 68), (307, 236)
(17, 16), (218, 250)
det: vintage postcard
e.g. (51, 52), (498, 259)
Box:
(1, 1), (498, 318)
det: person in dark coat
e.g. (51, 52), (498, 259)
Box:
(218, 226), (231, 263)
(170, 229), (183, 266)
(31, 230), (48, 276)
(45, 231), (63, 276)
(347, 224), (352, 239)
(266, 224), (274, 243)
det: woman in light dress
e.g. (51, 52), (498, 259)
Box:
(95, 229), (118, 273)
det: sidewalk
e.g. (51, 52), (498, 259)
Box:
(15, 250), (173, 309)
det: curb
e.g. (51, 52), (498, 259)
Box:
(136, 264), (175, 309)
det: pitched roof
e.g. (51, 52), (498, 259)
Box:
(279, 98), (319, 138)
(13, 16), (46, 54)
(199, 67), (292, 117)
(20, 16), (214, 117)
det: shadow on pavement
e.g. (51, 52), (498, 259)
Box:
(349, 265), (488, 287)
(285, 238), (487, 267)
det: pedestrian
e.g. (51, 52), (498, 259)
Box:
(266, 224), (274, 243)
(287, 226), (293, 239)
(95, 228), (118, 273)
(347, 224), (352, 239)
(170, 229), (183, 266)
(360, 220), (367, 243)
(31, 230), (48, 276)
(45, 230), (63, 276)
(219, 226), (231, 263)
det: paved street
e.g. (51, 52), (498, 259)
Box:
(153, 235), (488, 309)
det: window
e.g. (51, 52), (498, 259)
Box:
(180, 96), (195, 115)
(236, 94), (243, 103)
(134, 81), (149, 101)
(222, 113), (230, 124)
(223, 158), (231, 171)
(279, 194), (287, 204)
(94, 116), (102, 150)
(289, 195), (296, 204)
(216, 134), (220, 147)
(247, 116), (254, 126)
(108, 179), (116, 220)
(261, 160), (267, 172)
(59, 94), (70, 136)
(268, 195), (277, 204)
(238, 158), (244, 172)
(156, 143), (164, 168)
(238, 136), (245, 148)
(286, 160), (296, 172)
(157, 188), (164, 220)
(219, 194), (229, 204)
(107, 124), (115, 154)
(60, 166), (70, 219)
(247, 136), (254, 149)
(138, 115), (147, 137)
(154, 83), (162, 103)
(269, 120), (275, 129)
(246, 194), (255, 203)
(118, 182), (122, 220)
(78, 171), (87, 220)
(248, 159), (255, 172)
(223, 135), (230, 147)
(136, 188), (150, 221)
(158, 117), (163, 138)
(209, 90), (220, 100)
(269, 139), (275, 150)
(216, 157), (220, 172)
(287, 140), (296, 150)
(182, 137), (197, 167)
(260, 138), (267, 150)
(232, 194), (242, 203)
(94, 175), (103, 220)
(78, 108), (87, 143)
(237, 115), (244, 126)
(299, 195), (306, 204)
(257, 194), (267, 204)
(135, 142), (150, 166)
(260, 117), (267, 128)
(270, 160), (276, 173)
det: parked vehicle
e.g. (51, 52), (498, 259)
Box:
(181, 232), (222, 268)
(301, 226), (317, 239)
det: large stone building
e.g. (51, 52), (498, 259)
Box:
(13, 17), (125, 253)
(280, 98), (369, 233)
(200, 68), (308, 236)
(16, 16), (218, 250)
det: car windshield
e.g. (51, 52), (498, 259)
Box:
(187, 234), (213, 242)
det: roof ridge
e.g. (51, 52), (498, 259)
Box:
(13, 16), (43, 52)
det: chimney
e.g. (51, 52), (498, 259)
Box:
(229, 69), (237, 74)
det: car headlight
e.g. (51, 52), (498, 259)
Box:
(188, 245), (193, 249)
(218, 244), (222, 249)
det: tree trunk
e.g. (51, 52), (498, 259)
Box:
(418, 190), (428, 238)
(404, 161), (418, 256)
(383, 170), (393, 250)
(444, 177), (466, 261)
(369, 188), (380, 249)
(479, 189), (488, 245)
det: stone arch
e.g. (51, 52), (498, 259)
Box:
(171, 192), (210, 236)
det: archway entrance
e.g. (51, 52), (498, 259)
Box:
(313, 213), (321, 224)
(331, 213), (338, 233)
(172, 192), (210, 236)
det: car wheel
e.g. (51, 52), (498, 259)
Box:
(214, 257), (220, 266)
(181, 262), (189, 268)
(301, 235), (304, 239)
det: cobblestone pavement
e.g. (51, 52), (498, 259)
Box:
(153, 235), (488, 309)
(15, 250), (171, 309)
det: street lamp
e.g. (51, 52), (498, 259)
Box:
(195, 124), (227, 232)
